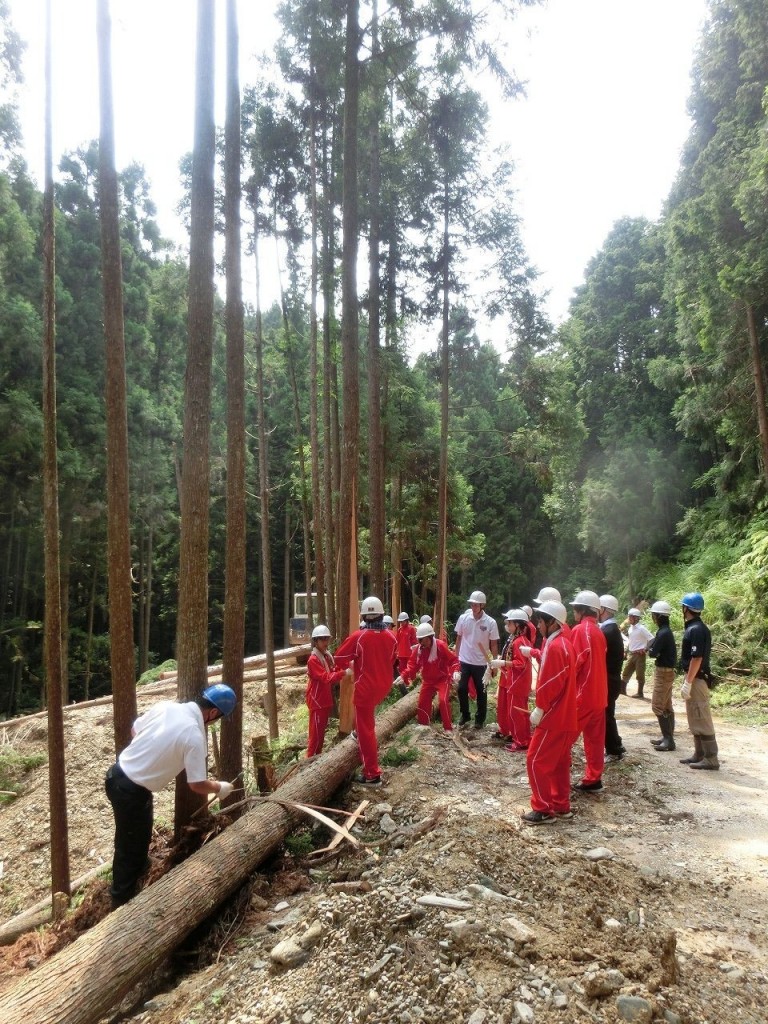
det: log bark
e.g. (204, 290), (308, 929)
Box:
(0, 864), (110, 946)
(0, 691), (419, 1024)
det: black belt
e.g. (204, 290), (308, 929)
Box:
(106, 762), (151, 795)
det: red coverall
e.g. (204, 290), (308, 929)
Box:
(334, 626), (397, 779)
(526, 630), (577, 815)
(571, 616), (608, 785)
(499, 633), (533, 747)
(396, 622), (417, 675)
(305, 648), (345, 757)
(401, 638), (459, 730)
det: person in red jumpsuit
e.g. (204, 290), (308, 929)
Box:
(395, 612), (417, 677)
(492, 608), (533, 752)
(305, 624), (350, 758)
(333, 595), (398, 785)
(397, 621), (460, 731)
(523, 600), (577, 825)
(569, 590), (608, 793)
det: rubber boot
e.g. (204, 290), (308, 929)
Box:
(679, 734), (703, 765)
(655, 712), (675, 751)
(634, 682), (644, 699)
(689, 734), (719, 770)
(650, 714), (666, 746)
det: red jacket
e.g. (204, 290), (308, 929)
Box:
(500, 633), (533, 692)
(396, 622), (417, 659)
(535, 630), (577, 733)
(570, 616), (608, 712)
(401, 638), (459, 688)
(306, 649), (345, 712)
(334, 626), (398, 707)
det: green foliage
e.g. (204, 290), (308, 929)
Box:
(137, 660), (177, 686)
(380, 733), (421, 766)
(0, 746), (45, 803)
(284, 829), (315, 857)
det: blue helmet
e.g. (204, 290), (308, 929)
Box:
(681, 592), (705, 613)
(202, 683), (237, 717)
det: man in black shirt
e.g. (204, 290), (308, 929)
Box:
(598, 595), (625, 762)
(648, 600), (677, 751)
(679, 591), (719, 770)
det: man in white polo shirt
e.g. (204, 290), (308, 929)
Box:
(622, 608), (653, 698)
(454, 590), (499, 729)
(105, 683), (237, 908)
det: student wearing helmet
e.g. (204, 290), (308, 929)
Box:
(333, 596), (398, 784)
(396, 621), (460, 731)
(598, 595), (626, 762)
(522, 600), (577, 825)
(570, 591), (608, 792)
(679, 592), (720, 770)
(306, 625), (351, 758)
(453, 590), (500, 729)
(647, 600), (677, 752)
(491, 609), (533, 751)
(531, 587), (570, 641)
(621, 608), (653, 698)
(395, 612), (418, 678)
(104, 683), (237, 908)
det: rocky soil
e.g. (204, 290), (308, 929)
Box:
(1, 678), (767, 1024)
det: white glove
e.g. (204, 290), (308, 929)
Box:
(344, 667), (354, 679)
(452, 671), (461, 684)
(530, 707), (544, 727)
(216, 780), (234, 800)
(519, 646), (532, 659)
(490, 658), (504, 669)
(680, 680), (692, 700)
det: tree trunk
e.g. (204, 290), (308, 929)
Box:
(41, 0), (70, 902)
(0, 692), (420, 1024)
(97, 0), (136, 751)
(83, 562), (97, 701)
(321, 119), (338, 637)
(175, 0), (216, 833)
(338, 0), (360, 632)
(433, 181), (450, 635)
(253, 212), (279, 740)
(746, 303), (768, 489)
(220, 0), (246, 802)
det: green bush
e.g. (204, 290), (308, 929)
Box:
(0, 747), (46, 804)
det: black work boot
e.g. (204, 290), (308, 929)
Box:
(650, 714), (666, 746)
(655, 712), (676, 751)
(689, 734), (720, 770)
(679, 734), (704, 765)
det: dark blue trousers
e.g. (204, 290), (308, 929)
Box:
(105, 763), (153, 906)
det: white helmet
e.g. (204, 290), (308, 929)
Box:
(537, 600), (568, 624)
(651, 600), (672, 615)
(467, 590), (486, 605)
(570, 590), (601, 611)
(504, 608), (529, 623)
(522, 605), (533, 617)
(533, 586), (561, 605)
(397, 612), (410, 622)
(360, 595), (385, 617)
(311, 624), (331, 639)
(415, 622), (435, 639)
(599, 594), (619, 612)
(383, 615), (394, 627)
(419, 614), (433, 624)
(627, 607), (642, 618)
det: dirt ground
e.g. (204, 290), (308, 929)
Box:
(1, 676), (767, 1024)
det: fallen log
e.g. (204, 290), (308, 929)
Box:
(0, 864), (110, 946)
(158, 645), (310, 682)
(0, 689), (420, 1024)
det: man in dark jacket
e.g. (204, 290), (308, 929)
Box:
(598, 595), (625, 762)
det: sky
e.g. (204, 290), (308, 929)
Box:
(7, 0), (710, 327)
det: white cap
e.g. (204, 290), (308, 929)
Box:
(599, 595), (619, 612)
(360, 596), (385, 616)
(533, 586), (561, 605)
(419, 614), (433, 624)
(570, 590), (601, 611)
(415, 622), (435, 639)
(627, 607), (642, 617)
(467, 590), (486, 605)
(650, 601), (672, 615)
(503, 608), (529, 622)
(397, 612), (410, 622)
(537, 600), (568, 624)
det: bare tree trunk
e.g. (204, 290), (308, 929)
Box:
(252, 212), (278, 740)
(84, 562), (97, 701)
(308, 87), (327, 626)
(220, 0), (246, 801)
(746, 303), (768, 489)
(58, 506), (71, 705)
(321, 121), (337, 636)
(338, 0), (361, 632)
(433, 182), (450, 635)
(97, 0), (136, 752)
(366, 0), (385, 598)
(42, 0), (70, 903)
(175, 0), (216, 834)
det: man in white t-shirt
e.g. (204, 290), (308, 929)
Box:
(104, 683), (237, 908)
(621, 608), (654, 698)
(454, 590), (500, 729)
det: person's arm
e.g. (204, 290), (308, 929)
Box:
(189, 778), (229, 796)
(454, 634), (462, 661)
(685, 656), (703, 684)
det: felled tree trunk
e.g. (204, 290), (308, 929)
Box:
(0, 691), (419, 1024)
